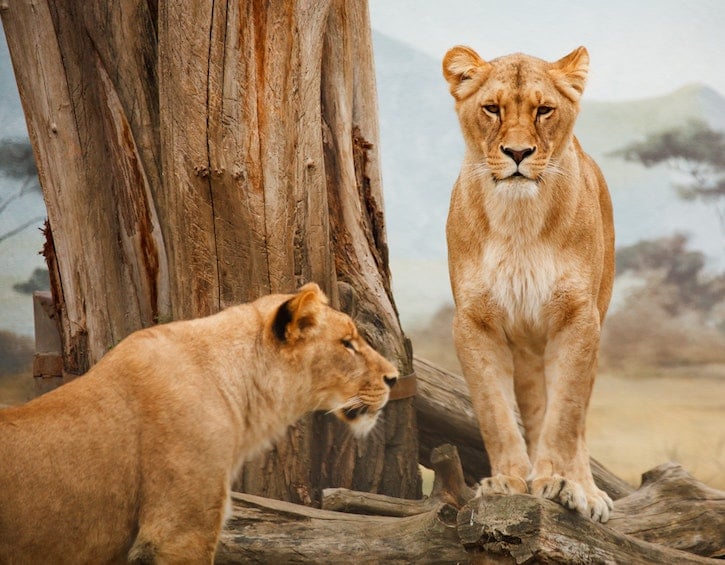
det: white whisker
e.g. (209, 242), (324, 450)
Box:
(543, 159), (569, 182)
(325, 396), (363, 415)
(461, 161), (493, 182)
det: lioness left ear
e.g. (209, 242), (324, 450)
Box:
(442, 45), (492, 101)
(272, 283), (328, 343)
(549, 46), (589, 102)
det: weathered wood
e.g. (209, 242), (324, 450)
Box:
(1, 0), (166, 373)
(3, 0), (419, 503)
(609, 462), (725, 559)
(414, 356), (635, 500)
(216, 492), (467, 564)
(321, 487), (435, 517)
(217, 444), (472, 563)
(321, 443), (474, 516)
(458, 492), (720, 565)
(217, 444), (724, 563)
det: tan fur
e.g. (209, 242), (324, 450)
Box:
(443, 46), (615, 522)
(0, 283), (398, 563)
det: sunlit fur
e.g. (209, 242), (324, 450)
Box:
(443, 46), (616, 523)
(0, 283), (398, 563)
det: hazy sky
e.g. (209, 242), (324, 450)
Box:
(369, 0), (725, 102)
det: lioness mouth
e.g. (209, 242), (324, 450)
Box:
(343, 405), (369, 420)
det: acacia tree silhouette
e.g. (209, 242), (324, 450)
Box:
(615, 120), (725, 232)
(0, 138), (43, 244)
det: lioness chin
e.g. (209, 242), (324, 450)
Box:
(443, 46), (615, 522)
(0, 283), (398, 563)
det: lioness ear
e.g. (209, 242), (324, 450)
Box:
(271, 283), (328, 343)
(549, 46), (589, 102)
(442, 45), (491, 101)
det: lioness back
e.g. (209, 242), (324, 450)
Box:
(0, 283), (398, 563)
(443, 46), (615, 522)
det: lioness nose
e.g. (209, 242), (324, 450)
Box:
(383, 375), (398, 389)
(501, 145), (535, 164)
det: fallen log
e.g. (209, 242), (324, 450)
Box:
(321, 443), (475, 517)
(609, 462), (725, 559)
(215, 492), (466, 564)
(216, 444), (471, 563)
(414, 356), (635, 500)
(458, 486), (723, 564)
(215, 358), (724, 562)
(216, 443), (725, 563)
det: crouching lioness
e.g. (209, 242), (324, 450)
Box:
(0, 283), (398, 563)
(443, 46), (615, 522)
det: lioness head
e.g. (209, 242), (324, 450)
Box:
(442, 45), (589, 197)
(269, 283), (398, 437)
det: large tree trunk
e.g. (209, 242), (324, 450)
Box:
(1, 0), (419, 503)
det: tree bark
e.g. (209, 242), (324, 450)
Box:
(608, 462), (725, 559)
(216, 492), (466, 564)
(1, 0), (418, 503)
(458, 496), (720, 565)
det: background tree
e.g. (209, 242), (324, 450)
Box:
(0, 138), (43, 244)
(600, 234), (725, 369)
(614, 120), (725, 232)
(615, 233), (725, 314)
(1, 0), (419, 503)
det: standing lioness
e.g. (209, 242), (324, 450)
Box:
(443, 46), (615, 522)
(0, 283), (398, 563)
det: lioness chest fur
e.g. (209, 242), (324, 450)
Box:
(443, 46), (615, 522)
(0, 283), (398, 563)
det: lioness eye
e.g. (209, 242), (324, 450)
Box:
(483, 104), (500, 115)
(537, 106), (553, 116)
(342, 339), (356, 352)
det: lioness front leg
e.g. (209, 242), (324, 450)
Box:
(530, 308), (613, 522)
(130, 474), (228, 564)
(453, 312), (530, 495)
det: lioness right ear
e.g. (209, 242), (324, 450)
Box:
(549, 46), (590, 102)
(442, 45), (491, 101)
(272, 283), (328, 343)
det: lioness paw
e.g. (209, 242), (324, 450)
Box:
(530, 474), (587, 516)
(587, 488), (614, 523)
(530, 475), (612, 522)
(476, 474), (528, 497)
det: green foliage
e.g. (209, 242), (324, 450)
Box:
(12, 268), (50, 295)
(613, 120), (725, 203)
(615, 234), (725, 314)
(616, 120), (724, 169)
(0, 137), (44, 243)
(0, 138), (38, 185)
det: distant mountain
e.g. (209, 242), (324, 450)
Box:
(372, 31), (462, 261)
(372, 31), (725, 327)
